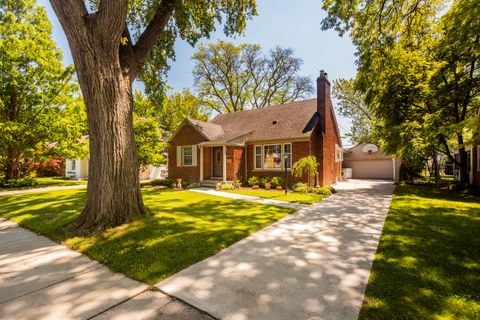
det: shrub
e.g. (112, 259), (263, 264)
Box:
(270, 176), (284, 188)
(186, 182), (200, 189)
(259, 177), (270, 188)
(292, 156), (318, 186)
(327, 185), (336, 193)
(220, 183), (235, 191)
(316, 186), (333, 195)
(293, 182), (308, 193)
(0, 176), (38, 188)
(247, 176), (260, 187)
(34, 158), (64, 176)
(149, 178), (176, 187)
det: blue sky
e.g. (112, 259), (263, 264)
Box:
(38, 0), (357, 145)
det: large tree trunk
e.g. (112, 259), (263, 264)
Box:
(49, 2), (149, 232)
(72, 63), (148, 231)
(4, 146), (21, 180)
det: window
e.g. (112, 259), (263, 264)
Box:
(264, 144), (282, 169)
(254, 143), (291, 170)
(255, 146), (262, 169)
(182, 146), (193, 166)
(71, 160), (76, 171)
(335, 144), (343, 162)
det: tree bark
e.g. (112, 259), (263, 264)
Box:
(4, 146), (21, 180)
(49, 1), (149, 231)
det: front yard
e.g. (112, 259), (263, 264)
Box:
(360, 185), (480, 319)
(225, 189), (328, 204)
(0, 176), (87, 191)
(0, 188), (294, 284)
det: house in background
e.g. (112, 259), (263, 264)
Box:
(168, 70), (343, 187)
(342, 143), (400, 180)
(65, 159), (167, 180)
(454, 144), (480, 186)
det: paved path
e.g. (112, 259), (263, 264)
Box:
(0, 218), (214, 320)
(158, 179), (395, 320)
(0, 184), (87, 196)
(190, 188), (306, 210)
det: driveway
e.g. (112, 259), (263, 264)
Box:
(157, 179), (395, 320)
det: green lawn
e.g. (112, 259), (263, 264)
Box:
(0, 188), (294, 284)
(360, 185), (480, 320)
(225, 189), (327, 204)
(0, 177), (87, 191)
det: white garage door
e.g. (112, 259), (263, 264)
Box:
(344, 160), (394, 180)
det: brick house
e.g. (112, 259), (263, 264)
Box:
(168, 71), (342, 186)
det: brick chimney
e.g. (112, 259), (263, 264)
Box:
(316, 70), (330, 134)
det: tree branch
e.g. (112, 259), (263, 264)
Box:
(130, 0), (175, 80)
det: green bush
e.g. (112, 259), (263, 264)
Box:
(220, 183), (235, 191)
(0, 176), (38, 188)
(186, 182), (200, 189)
(316, 186), (332, 195)
(247, 176), (260, 187)
(270, 176), (284, 188)
(327, 185), (336, 193)
(292, 182), (308, 193)
(259, 177), (270, 188)
(149, 178), (176, 187)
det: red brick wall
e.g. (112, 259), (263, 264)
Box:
(168, 123), (205, 183)
(314, 76), (342, 186)
(203, 147), (213, 179)
(226, 146), (244, 181)
(245, 141), (310, 185)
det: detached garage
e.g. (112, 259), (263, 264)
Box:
(343, 143), (400, 180)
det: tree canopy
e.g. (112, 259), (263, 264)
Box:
(0, 0), (85, 180)
(322, 0), (479, 186)
(192, 41), (313, 113)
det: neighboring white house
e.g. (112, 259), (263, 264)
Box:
(343, 143), (400, 180)
(65, 159), (167, 180)
(65, 159), (89, 179)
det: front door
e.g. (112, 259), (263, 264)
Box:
(213, 147), (223, 178)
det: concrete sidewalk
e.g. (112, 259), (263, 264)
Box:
(0, 184), (87, 196)
(190, 188), (306, 210)
(0, 218), (214, 320)
(158, 180), (395, 320)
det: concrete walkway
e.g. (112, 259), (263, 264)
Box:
(190, 188), (306, 210)
(0, 218), (214, 320)
(0, 184), (87, 196)
(158, 179), (395, 320)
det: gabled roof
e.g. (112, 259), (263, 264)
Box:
(210, 99), (318, 142)
(187, 118), (224, 140)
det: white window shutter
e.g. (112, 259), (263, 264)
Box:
(177, 146), (182, 166)
(192, 145), (197, 166)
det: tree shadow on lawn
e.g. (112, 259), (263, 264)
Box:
(359, 185), (480, 320)
(0, 189), (293, 284)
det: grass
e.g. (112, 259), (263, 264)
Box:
(225, 188), (328, 204)
(0, 188), (294, 284)
(0, 177), (87, 191)
(360, 185), (480, 320)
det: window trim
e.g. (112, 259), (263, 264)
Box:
(253, 143), (292, 171)
(181, 146), (193, 166)
(71, 160), (76, 171)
